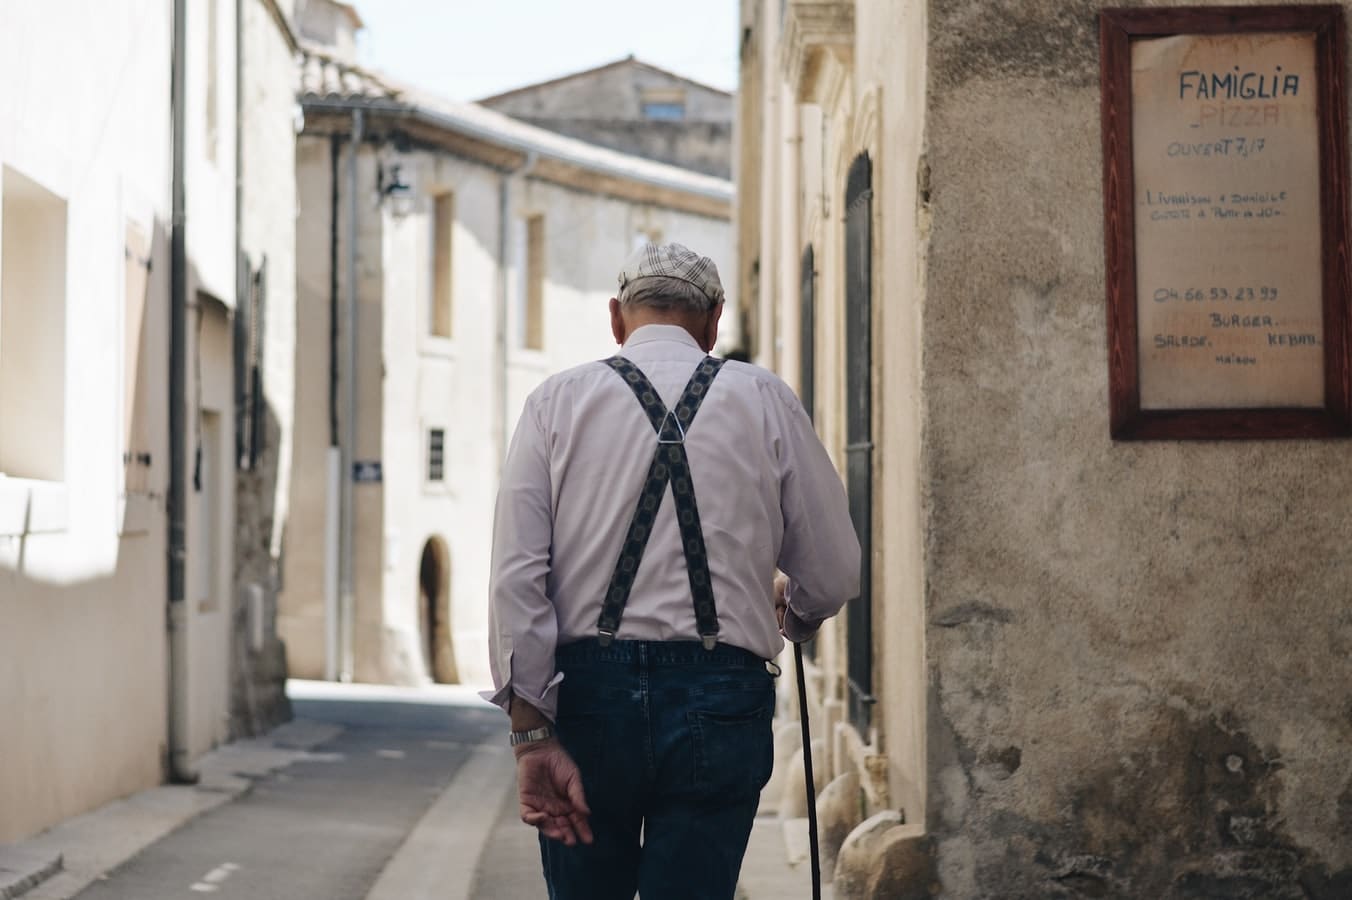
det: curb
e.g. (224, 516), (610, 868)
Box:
(0, 848), (62, 900)
(0, 719), (342, 900)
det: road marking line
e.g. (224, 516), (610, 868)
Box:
(203, 863), (239, 883)
(377, 749), (406, 759)
(189, 884), (219, 893)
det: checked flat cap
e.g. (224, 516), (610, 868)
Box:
(618, 242), (725, 307)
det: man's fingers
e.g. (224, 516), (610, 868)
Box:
(570, 810), (595, 845)
(541, 817), (577, 846)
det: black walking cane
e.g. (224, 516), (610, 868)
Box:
(793, 642), (822, 900)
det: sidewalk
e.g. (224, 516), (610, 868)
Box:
(738, 816), (831, 900)
(0, 719), (342, 900)
(0, 691), (825, 900)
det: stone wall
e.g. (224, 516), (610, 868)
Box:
(231, 0), (297, 736)
(922, 0), (1352, 895)
(483, 59), (734, 178)
(504, 118), (732, 179)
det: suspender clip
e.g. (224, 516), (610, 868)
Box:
(597, 629), (616, 647)
(700, 633), (718, 651)
(656, 410), (686, 445)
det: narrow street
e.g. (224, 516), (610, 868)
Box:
(12, 681), (812, 900)
(69, 684), (516, 900)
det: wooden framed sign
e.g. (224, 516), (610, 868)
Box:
(1101, 6), (1352, 439)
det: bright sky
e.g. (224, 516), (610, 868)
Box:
(354, 1), (741, 102)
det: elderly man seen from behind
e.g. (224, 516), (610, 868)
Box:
(484, 242), (859, 900)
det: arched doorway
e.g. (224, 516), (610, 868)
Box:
(417, 537), (458, 684)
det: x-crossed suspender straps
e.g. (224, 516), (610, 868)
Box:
(598, 355), (725, 650)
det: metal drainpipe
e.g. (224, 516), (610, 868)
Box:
(495, 152), (538, 472)
(323, 133), (341, 682)
(166, 0), (198, 784)
(338, 109), (363, 682)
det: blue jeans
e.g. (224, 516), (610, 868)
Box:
(540, 639), (776, 900)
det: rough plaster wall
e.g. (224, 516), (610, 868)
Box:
(505, 118), (732, 179)
(922, 1), (1352, 897)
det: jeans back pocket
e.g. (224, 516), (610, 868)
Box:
(687, 685), (774, 799)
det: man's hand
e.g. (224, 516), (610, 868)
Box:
(515, 740), (594, 847)
(775, 572), (822, 643)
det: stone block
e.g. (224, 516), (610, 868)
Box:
(834, 814), (933, 899)
(777, 737), (827, 819)
(815, 769), (862, 882)
(760, 720), (804, 816)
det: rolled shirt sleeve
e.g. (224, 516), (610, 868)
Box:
(769, 383), (861, 639)
(481, 397), (565, 721)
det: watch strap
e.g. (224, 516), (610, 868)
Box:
(509, 724), (556, 747)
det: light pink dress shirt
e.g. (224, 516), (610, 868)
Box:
(484, 324), (860, 720)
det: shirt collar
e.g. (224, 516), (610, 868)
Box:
(622, 324), (703, 351)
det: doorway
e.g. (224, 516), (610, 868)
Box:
(417, 537), (458, 684)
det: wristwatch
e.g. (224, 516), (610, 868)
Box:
(509, 725), (556, 747)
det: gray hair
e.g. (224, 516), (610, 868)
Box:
(618, 275), (719, 313)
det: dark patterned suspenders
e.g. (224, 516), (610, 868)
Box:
(598, 355), (725, 650)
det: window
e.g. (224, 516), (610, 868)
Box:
(633, 228), (661, 252)
(642, 102), (685, 120)
(430, 192), (453, 338)
(0, 166), (67, 483)
(524, 215), (545, 350)
(641, 88), (687, 121)
(799, 244), (818, 660)
(844, 152), (874, 733)
(799, 244), (816, 423)
(427, 428), (445, 482)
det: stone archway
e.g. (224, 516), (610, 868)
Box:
(417, 537), (458, 684)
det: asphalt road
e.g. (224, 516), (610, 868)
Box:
(74, 689), (503, 900)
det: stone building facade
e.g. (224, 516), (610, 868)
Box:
(278, 18), (735, 687)
(740, 1), (1352, 896)
(481, 56), (735, 179)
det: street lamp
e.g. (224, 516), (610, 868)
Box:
(378, 162), (414, 218)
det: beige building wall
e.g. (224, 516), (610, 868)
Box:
(283, 128), (735, 689)
(278, 135), (336, 680)
(744, 0), (1352, 894)
(0, 0), (172, 842)
(182, 0), (240, 762)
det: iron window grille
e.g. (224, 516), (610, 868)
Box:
(427, 428), (445, 482)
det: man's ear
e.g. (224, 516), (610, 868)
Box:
(701, 303), (723, 352)
(610, 297), (625, 346)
